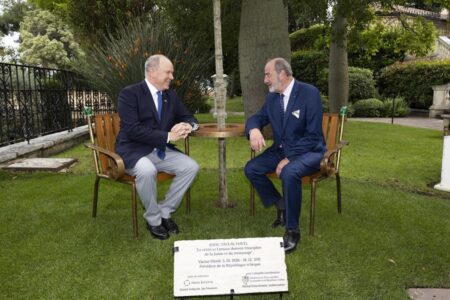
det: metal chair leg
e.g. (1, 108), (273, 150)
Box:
(185, 187), (191, 214)
(131, 183), (138, 239)
(92, 176), (100, 218)
(250, 185), (255, 216)
(336, 173), (342, 214)
(309, 179), (317, 236)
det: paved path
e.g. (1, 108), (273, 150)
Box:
(350, 117), (443, 131)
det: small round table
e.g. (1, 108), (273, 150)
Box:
(192, 123), (245, 138)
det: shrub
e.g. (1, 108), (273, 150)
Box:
(378, 60), (450, 109)
(352, 98), (384, 117)
(381, 97), (410, 117)
(74, 15), (211, 113)
(318, 67), (377, 102)
(289, 24), (328, 51)
(291, 50), (328, 87)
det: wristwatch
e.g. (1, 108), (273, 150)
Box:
(190, 122), (199, 131)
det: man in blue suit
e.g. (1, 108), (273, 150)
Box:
(245, 57), (326, 253)
(116, 54), (199, 240)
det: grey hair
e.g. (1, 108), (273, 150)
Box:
(144, 54), (167, 76)
(272, 57), (293, 77)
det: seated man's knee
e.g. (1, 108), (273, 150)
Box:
(244, 160), (256, 179)
(183, 157), (200, 175)
(280, 164), (300, 182)
(136, 162), (157, 179)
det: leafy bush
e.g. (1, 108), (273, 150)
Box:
(318, 67), (377, 102)
(289, 24), (328, 51)
(291, 50), (328, 87)
(352, 98), (384, 117)
(378, 60), (450, 109)
(74, 15), (211, 113)
(381, 97), (410, 117)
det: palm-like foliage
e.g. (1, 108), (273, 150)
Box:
(75, 14), (211, 112)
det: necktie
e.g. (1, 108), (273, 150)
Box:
(279, 93), (285, 156)
(156, 91), (163, 120)
(156, 91), (165, 160)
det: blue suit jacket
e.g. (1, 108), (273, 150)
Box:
(245, 80), (326, 168)
(115, 80), (197, 169)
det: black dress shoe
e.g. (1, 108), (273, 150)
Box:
(271, 209), (286, 228)
(283, 229), (301, 254)
(162, 218), (179, 234)
(146, 223), (169, 240)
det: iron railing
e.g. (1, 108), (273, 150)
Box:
(0, 62), (114, 146)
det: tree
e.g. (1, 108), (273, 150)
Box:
(327, 0), (449, 112)
(239, 0), (291, 122)
(212, 0), (230, 207)
(158, 0), (241, 95)
(65, 0), (156, 47)
(0, 0), (30, 36)
(19, 9), (84, 68)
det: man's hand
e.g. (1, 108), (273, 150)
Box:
(169, 122), (192, 141)
(249, 128), (266, 152)
(276, 158), (289, 177)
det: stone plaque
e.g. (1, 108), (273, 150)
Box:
(173, 237), (288, 297)
(3, 158), (77, 172)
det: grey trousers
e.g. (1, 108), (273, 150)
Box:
(126, 148), (199, 226)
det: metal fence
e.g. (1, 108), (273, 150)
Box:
(0, 62), (114, 146)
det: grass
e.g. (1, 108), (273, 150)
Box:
(205, 96), (244, 112)
(1, 121), (450, 299)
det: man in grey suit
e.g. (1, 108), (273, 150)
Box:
(115, 54), (199, 240)
(245, 58), (326, 253)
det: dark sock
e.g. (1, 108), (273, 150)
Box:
(275, 198), (285, 210)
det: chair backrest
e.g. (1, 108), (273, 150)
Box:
(322, 113), (341, 151)
(321, 111), (346, 173)
(89, 113), (121, 176)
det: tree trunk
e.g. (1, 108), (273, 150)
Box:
(239, 0), (291, 123)
(328, 6), (349, 113)
(213, 0), (229, 207)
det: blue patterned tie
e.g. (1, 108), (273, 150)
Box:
(156, 91), (165, 160)
(156, 91), (163, 120)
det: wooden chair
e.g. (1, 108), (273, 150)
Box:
(250, 107), (348, 236)
(84, 112), (191, 238)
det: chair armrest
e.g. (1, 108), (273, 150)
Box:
(319, 140), (348, 175)
(84, 143), (125, 180)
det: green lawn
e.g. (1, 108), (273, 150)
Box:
(206, 96), (244, 113)
(1, 121), (450, 299)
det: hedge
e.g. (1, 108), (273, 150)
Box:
(317, 67), (377, 102)
(289, 24), (328, 51)
(291, 50), (328, 88)
(378, 60), (450, 109)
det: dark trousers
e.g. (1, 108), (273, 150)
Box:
(244, 148), (318, 230)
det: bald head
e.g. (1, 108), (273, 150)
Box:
(145, 54), (174, 91)
(264, 57), (293, 93)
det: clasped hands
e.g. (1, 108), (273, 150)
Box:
(168, 122), (192, 141)
(249, 128), (289, 177)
